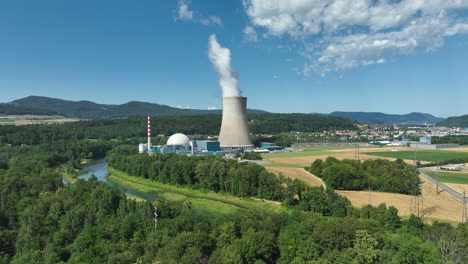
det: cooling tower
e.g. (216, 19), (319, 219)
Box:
(219, 97), (253, 149)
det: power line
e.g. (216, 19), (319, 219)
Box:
(154, 206), (158, 233)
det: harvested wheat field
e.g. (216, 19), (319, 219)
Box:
(444, 183), (468, 195)
(266, 167), (324, 187)
(266, 149), (418, 166)
(337, 178), (463, 223)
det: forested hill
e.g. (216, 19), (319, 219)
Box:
(328, 111), (444, 124)
(437, 114), (468, 127)
(0, 103), (59, 116)
(0, 114), (356, 146)
(5, 96), (266, 119)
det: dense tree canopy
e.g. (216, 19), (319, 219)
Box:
(308, 157), (421, 195)
(1, 120), (466, 263)
(107, 146), (287, 201)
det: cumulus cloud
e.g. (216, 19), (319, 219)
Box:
(243, 26), (258, 42)
(243, 0), (468, 75)
(208, 34), (242, 97)
(207, 106), (217, 110)
(175, 0), (222, 26)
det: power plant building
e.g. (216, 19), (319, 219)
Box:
(138, 96), (279, 156)
(218, 97), (253, 149)
(196, 140), (221, 151)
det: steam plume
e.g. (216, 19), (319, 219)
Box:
(208, 34), (241, 97)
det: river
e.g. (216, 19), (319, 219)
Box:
(65, 159), (157, 202)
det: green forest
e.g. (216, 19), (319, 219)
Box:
(106, 145), (286, 201)
(0, 113), (355, 146)
(0, 120), (467, 263)
(307, 158), (421, 195)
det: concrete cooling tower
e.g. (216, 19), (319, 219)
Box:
(218, 97), (253, 149)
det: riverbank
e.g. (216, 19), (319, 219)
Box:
(107, 167), (283, 215)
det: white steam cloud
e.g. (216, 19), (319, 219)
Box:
(208, 34), (241, 97)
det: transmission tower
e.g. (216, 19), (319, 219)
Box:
(462, 191), (467, 223)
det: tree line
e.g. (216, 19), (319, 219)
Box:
(0, 113), (356, 146)
(432, 135), (468, 145)
(107, 145), (287, 201)
(308, 157), (421, 195)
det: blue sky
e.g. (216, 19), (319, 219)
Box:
(1, 0), (468, 117)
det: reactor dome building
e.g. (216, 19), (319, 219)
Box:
(167, 133), (191, 146)
(218, 96), (253, 149)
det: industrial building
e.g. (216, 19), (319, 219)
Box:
(409, 136), (460, 149)
(138, 96), (284, 156)
(139, 132), (229, 156)
(138, 116), (235, 156)
(410, 143), (460, 150)
(259, 142), (284, 151)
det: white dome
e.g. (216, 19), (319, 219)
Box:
(167, 133), (190, 146)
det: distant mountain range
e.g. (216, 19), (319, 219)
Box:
(2, 96), (267, 119)
(1, 96), (455, 125)
(326, 111), (446, 124)
(437, 114), (468, 127)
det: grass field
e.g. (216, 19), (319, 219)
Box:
(107, 167), (282, 215)
(262, 150), (337, 158)
(425, 171), (468, 184)
(364, 150), (468, 162)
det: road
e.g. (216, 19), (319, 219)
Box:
(419, 169), (466, 202)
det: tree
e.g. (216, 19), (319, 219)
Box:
(348, 230), (379, 264)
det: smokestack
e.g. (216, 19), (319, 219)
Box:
(219, 97), (253, 149)
(147, 115), (151, 149)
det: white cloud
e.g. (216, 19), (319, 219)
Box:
(177, 0), (193, 21)
(209, 16), (223, 25)
(243, 0), (468, 75)
(243, 26), (258, 42)
(175, 0), (222, 26)
(207, 106), (217, 110)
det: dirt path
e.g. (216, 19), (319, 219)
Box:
(266, 167), (324, 187)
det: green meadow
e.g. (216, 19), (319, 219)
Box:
(364, 150), (468, 162)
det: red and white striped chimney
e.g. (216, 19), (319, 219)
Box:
(147, 115), (151, 149)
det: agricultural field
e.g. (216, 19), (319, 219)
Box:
(425, 171), (468, 184)
(263, 146), (413, 166)
(261, 163), (305, 168)
(262, 145), (465, 222)
(265, 166), (324, 187)
(261, 150), (336, 158)
(364, 150), (468, 162)
(336, 179), (463, 223)
(0, 115), (79, 125)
